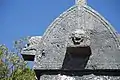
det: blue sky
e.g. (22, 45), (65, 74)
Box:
(0, 0), (120, 49)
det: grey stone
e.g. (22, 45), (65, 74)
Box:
(21, 0), (120, 80)
(67, 29), (90, 47)
(21, 36), (42, 61)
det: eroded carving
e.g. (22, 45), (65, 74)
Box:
(68, 29), (90, 47)
(27, 36), (42, 47)
(21, 36), (42, 57)
(23, 36), (42, 51)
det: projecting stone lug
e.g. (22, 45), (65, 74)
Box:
(21, 54), (35, 61)
(21, 48), (36, 61)
(21, 36), (42, 61)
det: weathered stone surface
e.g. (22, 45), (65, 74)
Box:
(34, 5), (120, 70)
(21, 1), (120, 80)
(67, 29), (90, 47)
(21, 36), (42, 61)
(40, 74), (75, 80)
(22, 36), (42, 53)
(40, 74), (120, 80)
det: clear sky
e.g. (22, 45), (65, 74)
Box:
(0, 0), (120, 49)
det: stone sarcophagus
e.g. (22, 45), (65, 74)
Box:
(21, 0), (120, 80)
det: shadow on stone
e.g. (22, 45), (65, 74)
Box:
(34, 69), (120, 80)
(62, 46), (91, 70)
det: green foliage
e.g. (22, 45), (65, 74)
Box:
(0, 45), (9, 79)
(11, 68), (36, 80)
(0, 41), (36, 80)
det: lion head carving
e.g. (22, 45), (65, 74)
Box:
(68, 29), (90, 47)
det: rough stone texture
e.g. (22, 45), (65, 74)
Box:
(40, 74), (120, 80)
(67, 29), (90, 47)
(34, 5), (120, 70)
(21, 2), (120, 80)
(40, 74), (76, 80)
(21, 36), (42, 56)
